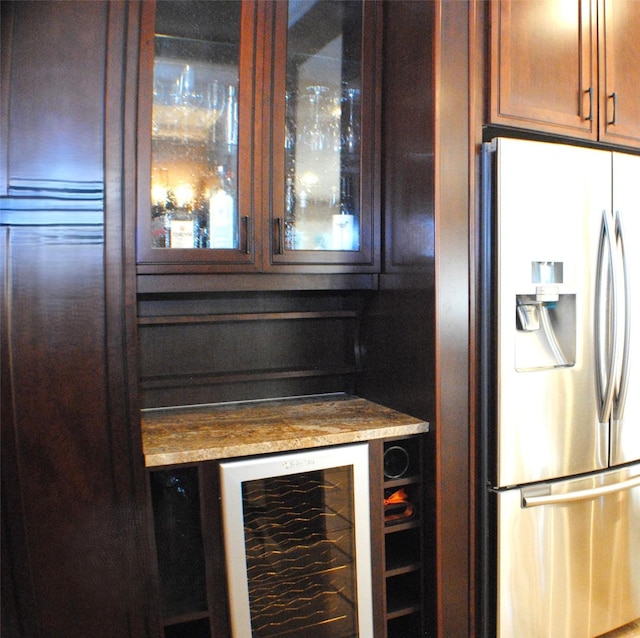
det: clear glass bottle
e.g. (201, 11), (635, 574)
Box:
(332, 175), (358, 251)
(208, 167), (236, 249)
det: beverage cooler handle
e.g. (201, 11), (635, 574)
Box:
(613, 210), (630, 422)
(595, 210), (620, 424)
(522, 474), (640, 508)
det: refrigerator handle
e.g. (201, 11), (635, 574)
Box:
(522, 473), (640, 508)
(595, 209), (620, 425)
(613, 210), (630, 422)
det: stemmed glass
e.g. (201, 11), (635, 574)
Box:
(222, 84), (238, 152)
(342, 88), (360, 155)
(174, 65), (197, 141)
(300, 85), (329, 151)
(284, 91), (296, 151)
(327, 94), (343, 152)
(205, 80), (226, 146)
(161, 68), (226, 144)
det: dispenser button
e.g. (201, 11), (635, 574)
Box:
(535, 285), (559, 303)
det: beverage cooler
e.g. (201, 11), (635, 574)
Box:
(220, 443), (373, 637)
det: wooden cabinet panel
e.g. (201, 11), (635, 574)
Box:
(3, 229), (109, 633)
(1, 2), (155, 635)
(1, 1), (106, 190)
(599, 0), (640, 147)
(381, 0), (435, 276)
(0, 0), (106, 226)
(1, 228), (151, 637)
(490, 0), (597, 139)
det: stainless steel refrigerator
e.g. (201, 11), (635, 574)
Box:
(479, 137), (640, 637)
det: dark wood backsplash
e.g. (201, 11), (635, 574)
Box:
(137, 290), (370, 408)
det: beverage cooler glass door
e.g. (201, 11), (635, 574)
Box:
(220, 443), (373, 637)
(271, 0), (375, 266)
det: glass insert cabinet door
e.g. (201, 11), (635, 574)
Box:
(137, 0), (255, 267)
(137, 0), (379, 271)
(268, 0), (379, 269)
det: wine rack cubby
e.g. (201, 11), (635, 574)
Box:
(380, 436), (425, 637)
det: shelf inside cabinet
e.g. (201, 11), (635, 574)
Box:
(163, 617), (211, 638)
(384, 519), (421, 535)
(384, 475), (421, 490)
(163, 610), (210, 626)
(386, 612), (423, 637)
(385, 527), (422, 574)
(386, 571), (422, 617)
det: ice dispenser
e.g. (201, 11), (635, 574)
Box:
(514, 261), (576, 371)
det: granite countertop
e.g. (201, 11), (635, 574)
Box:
(141, 393), (429, 467)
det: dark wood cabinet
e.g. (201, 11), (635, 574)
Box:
(1, 0), (497, 636)
(136, 0), (381, 282)
(136, 0), (259, 272)
(489, 0), (640, 149)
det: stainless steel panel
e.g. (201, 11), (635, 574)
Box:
(497, 464), (640, 638)
(495, 138), (612, 487)
(611, 152), (640, 467)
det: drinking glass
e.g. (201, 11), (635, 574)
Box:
(205, 80), (226, 146)
(342, 88), (360, 155)
(300, 85), (329, 151)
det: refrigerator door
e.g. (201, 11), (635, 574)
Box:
(611, 152), (640, 466)
(494, 138), (612, 487)
(496, 463), (640, 638)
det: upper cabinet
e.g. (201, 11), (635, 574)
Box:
(489, 0), (640, 149)
(598, 0), (640, 147)
(136, 0), (381, 279)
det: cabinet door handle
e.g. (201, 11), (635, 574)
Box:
(275, 217), (284, 255)
(609, 92), (618, 125)
(243, 215), (251, 254)
(584, 86), (593, 121)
